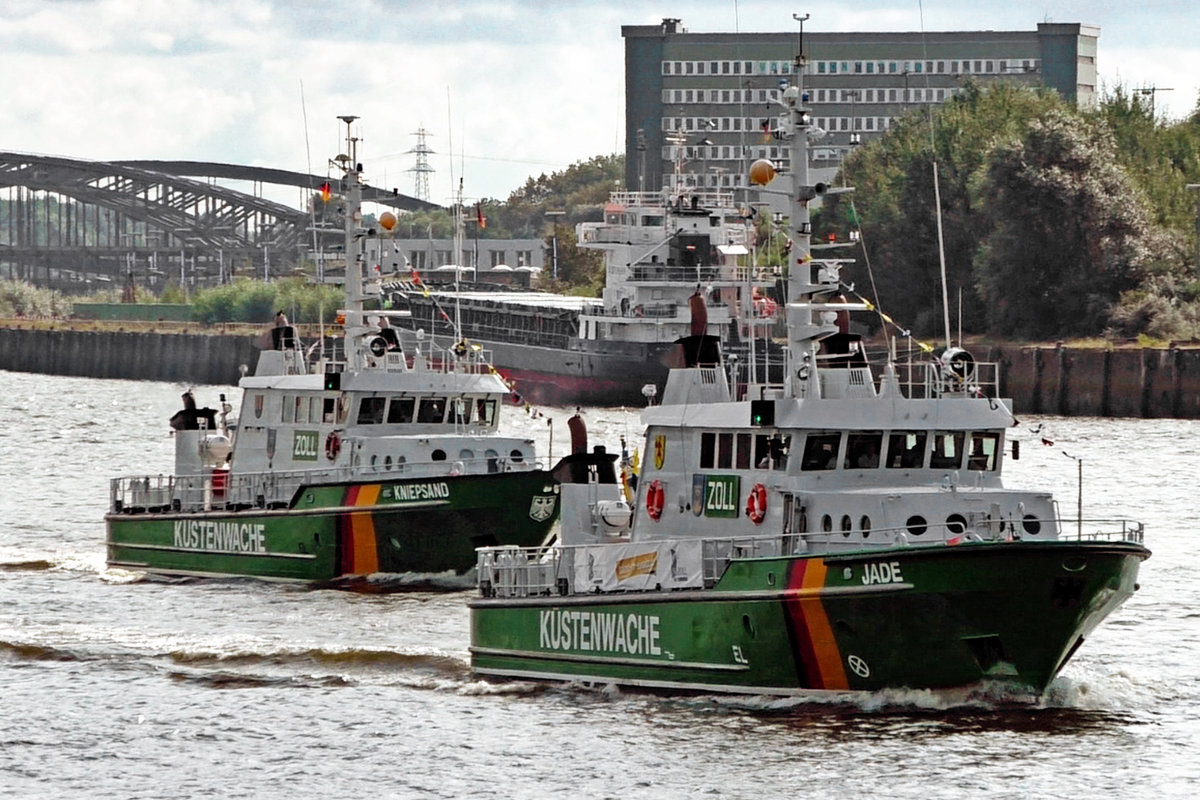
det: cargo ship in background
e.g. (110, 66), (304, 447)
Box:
(381, 190), (784, 407)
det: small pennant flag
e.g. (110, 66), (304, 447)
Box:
(320, 182), (331, 203)
(476, 203), (487, 229)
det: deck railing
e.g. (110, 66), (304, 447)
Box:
(476, 518), (1144, 599)
(109, 453), (548, 515)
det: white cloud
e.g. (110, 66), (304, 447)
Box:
(0, 0), (1194, 207)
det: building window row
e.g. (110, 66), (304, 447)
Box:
(663, 57), (1039, 79)
(813, 57), (1038, 76)
(662, 115), (894, 136)
(662, 60), (794, 76)
(666, 86), (958, 107)
(812, 87), (953, 104)
(663, 87), (784, 105)
(663, 116), (766, 133)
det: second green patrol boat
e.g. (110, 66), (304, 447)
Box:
(105, 117), (559, 585)
(468, 32), (1149, 696)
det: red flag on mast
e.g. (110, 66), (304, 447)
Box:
(476, 203), (486, 229)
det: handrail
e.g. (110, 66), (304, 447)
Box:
(109, 453), (550, 514)
(476, 518), (1145, 599)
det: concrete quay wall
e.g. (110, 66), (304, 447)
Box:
(0, 327), (261, 386)
(990, 344), (1200, 419)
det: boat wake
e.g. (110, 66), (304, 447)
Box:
(166, 646), (468, 676)
(160, 645), (484, 692)
(324, 570), (477, 593)
(484, 672), (1149, 716)
(165, 669), (353, 690)
(0, 558), (57, 573)
(0, 639), (90, 663)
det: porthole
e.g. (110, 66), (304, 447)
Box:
(432, 449), (447, 461)
(860, 515), (871, 538)
(510, 449), (524, 463)
(1022, 514), (1041, 535)
(821, 514), (833, 532)
(840, 514), (853, 537)
(370, 454), (378, 467)
(906, 515), (927, 536)
(384, 455), (393, 470)
(946, 513), (967, 535)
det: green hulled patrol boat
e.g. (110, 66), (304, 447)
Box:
(106, 117), (558, 585)
(468, 34), (1149, 696)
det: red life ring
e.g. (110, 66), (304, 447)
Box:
(324, 431), (342, 461)
(646, 479), (665, 521)
(746, 483), (767, 524)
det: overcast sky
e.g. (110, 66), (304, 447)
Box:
(1, 0), (1194, 208)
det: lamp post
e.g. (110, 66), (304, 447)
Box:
(696, 138), (714, 189)
(665, 130), (687, 195)
(1137, 86), (1174, 118)
(544, 209), (565, 280)
(636, 128), (646, 193)
(1062, 451), (1083, 539)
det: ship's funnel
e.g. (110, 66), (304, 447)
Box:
(568, 410), (588, 455)
(689, 290), (708, 337)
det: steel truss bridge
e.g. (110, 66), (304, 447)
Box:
(0, 153), (439, 294)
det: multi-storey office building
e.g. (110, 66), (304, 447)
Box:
(623, 19), (1098, 194)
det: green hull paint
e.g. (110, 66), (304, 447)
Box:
(107, 471), (558, 583)
(469, 541), (1148, 695)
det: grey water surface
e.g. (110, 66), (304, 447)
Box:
(0, 371), (1195, 799)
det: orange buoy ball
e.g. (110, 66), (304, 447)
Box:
(379, 211), (397, 231)
(748, 158), (777, 186)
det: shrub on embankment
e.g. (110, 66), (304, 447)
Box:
(172, 278), (345, 324)
(59, 277), (346, 325)
(0, 280), (72, 318)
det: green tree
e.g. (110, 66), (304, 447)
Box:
(829, 81), (1071, 337)
(537, 224), (604, 295)
(974, 108), (1177, 337)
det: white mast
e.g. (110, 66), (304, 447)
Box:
(337, 115), (367, 372)
(782, 16), (838, 401)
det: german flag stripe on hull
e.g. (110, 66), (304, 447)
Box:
(782, 558), (849, 690)
(339, 484), (380, 575)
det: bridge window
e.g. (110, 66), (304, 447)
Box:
(736, 433), (752, 469)
(452, 397), (473, 425)
(417, 397), (446, 424)
(801, 432), (841, 471)
(386, 397), (415, 424)
(717, 433), (734, 468)
(886, 431), (926, 468)
(930, 431), (965, 470)
(700, 432), (716, 468)
(968, 432), (1000, 471)
(844, 432), (882, 469)
(357, 396), (386, 425)
(476, 399), (497, 427)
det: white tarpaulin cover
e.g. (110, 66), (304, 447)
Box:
(574, 541), (704, 592)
